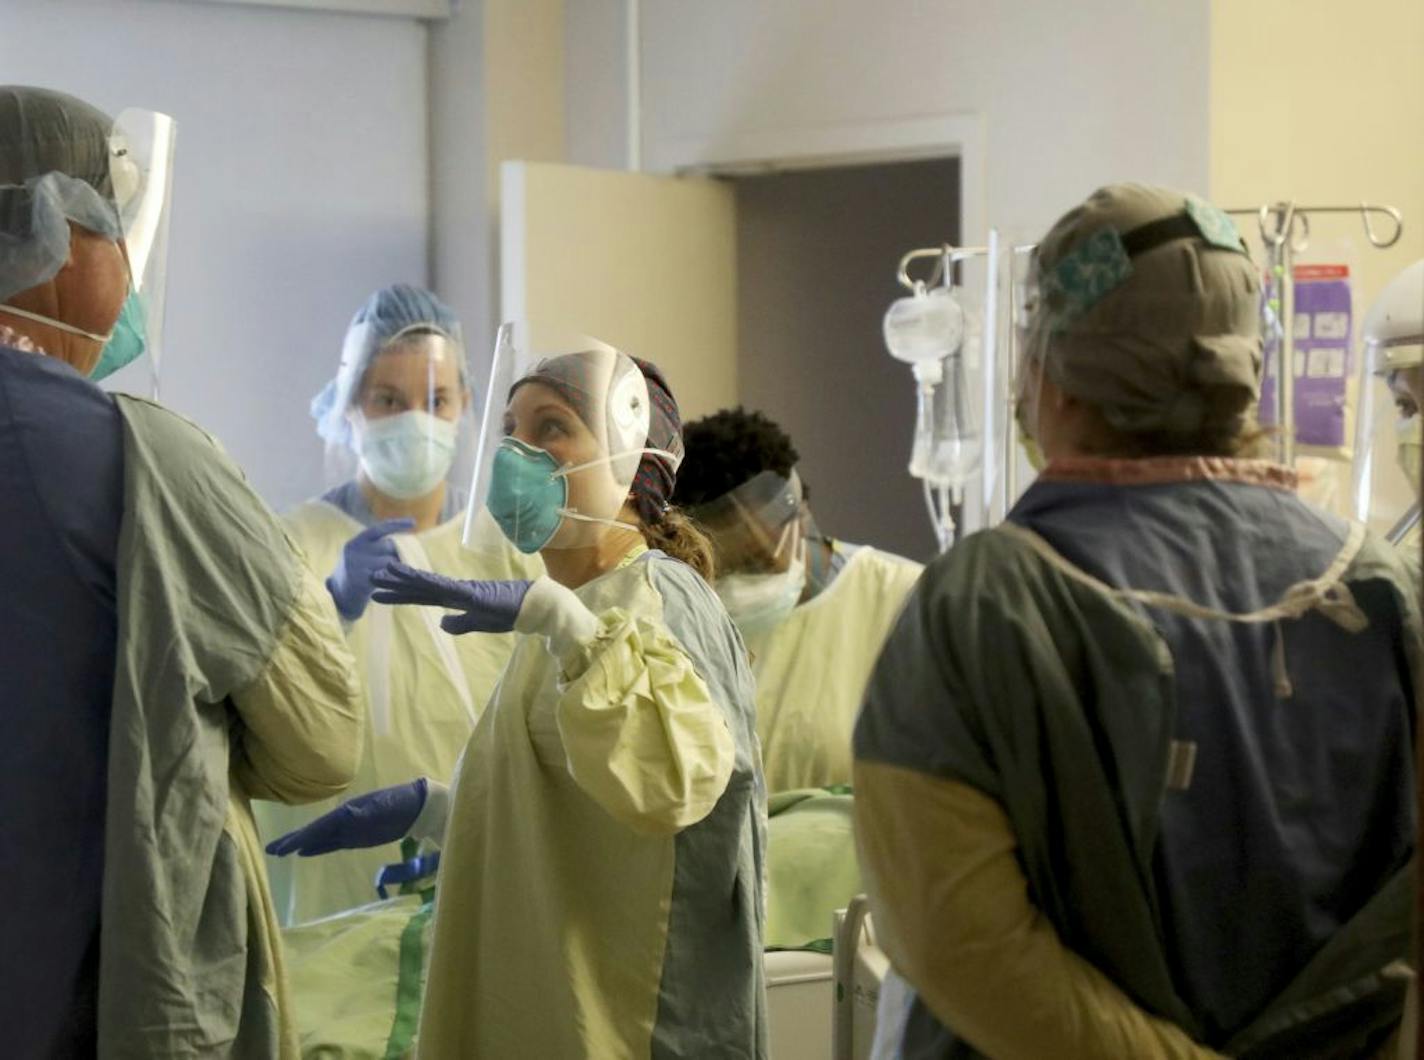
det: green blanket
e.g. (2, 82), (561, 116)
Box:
(764, 787), (860, 952)
(284, 894), (434, 1060)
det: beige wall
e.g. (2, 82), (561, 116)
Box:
(430, 0), (566, 359)
(1211, 0), (1424, 525)
(1210, 0), (1423, 300)
(502, 161), (738, 421)
(485, 0), (566, 187)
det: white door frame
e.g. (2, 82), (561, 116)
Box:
(644, 113), (986, 247)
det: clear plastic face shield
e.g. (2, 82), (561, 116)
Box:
(1011, 253), (1051, 473)
(464, 323), (677, 556)
(692, 469), (807, 576)
(691, 469), (812, 636)
(1350, 259), (1424, 541)
(98, 109), (175, 397)
(316, 318), (474, 514)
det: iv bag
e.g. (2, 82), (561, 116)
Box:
(884, 287), (965, 372)
(922, 312), (983, 488)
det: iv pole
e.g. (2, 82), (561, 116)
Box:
(1221, 201), (1404, 466)
(889, 201), (1405, 546)
(893, 241), (998, 549)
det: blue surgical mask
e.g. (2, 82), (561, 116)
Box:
(89, 291), (147, 382)
(486, 437), (568, 554)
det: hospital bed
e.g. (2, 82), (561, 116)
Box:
(764, 894), (890, 1060)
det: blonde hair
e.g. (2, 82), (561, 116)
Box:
(642, 506), (716, 582)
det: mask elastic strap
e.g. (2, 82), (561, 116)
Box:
(553, 447), (683, 480)
(0, 303), (112, 344)
(557, 508), (642, 534)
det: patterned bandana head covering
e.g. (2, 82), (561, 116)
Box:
(627, 356), (684, 525)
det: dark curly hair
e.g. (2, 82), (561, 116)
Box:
(672, 406), (801, 507)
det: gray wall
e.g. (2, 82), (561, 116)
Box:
(1, 0), (430, 511)
(734, 158), (960, 562)
(638, 0), (1210, 238)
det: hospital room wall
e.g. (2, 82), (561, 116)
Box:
(1209, 0), (1424, 310)
(626, 0), (1212, 241)
(0, 0), (430, 512)
(1210, 0), (1424, 523)
(562, 0), (1211, 552)
(431, 0), (565, 382)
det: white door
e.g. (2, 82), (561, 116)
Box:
(501, 160), (738, 420)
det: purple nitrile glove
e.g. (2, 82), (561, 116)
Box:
(371, 561), (533, 635)
(326, 517), (416, 621)
(265, 779), (429, 857)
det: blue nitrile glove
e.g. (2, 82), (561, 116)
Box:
(370, 562), (532, 635)
(327, 517), (416, 621)
(265, 779), (429, 857)
(376, 849), (442, 900)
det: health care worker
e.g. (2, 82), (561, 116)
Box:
(255, 284), (538, 925)
(674, 407), (922, 791)
(855, 184), (1418, 1058)
(271, 332), (768, 1059)
(0, 86), (363, 1057)
(1354, 258), (1424, 555)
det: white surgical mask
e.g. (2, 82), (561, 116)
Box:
(1396, 416), (1423, 497)
(357, 411), (458, 500)
(716, 540), (808, 637)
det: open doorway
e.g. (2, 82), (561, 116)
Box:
(730, 157), (961, 563)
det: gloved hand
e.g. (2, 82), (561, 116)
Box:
(370, 562), (533, 634)
(265, 779), (429, 857)
(327, 517), (416, 622)
(376, 849), (442, 900)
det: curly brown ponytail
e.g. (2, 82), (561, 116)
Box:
(641, 506), (716, 582)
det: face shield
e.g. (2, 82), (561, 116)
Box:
(310, 285), (474, 520)
(463, 322), (679, 558)
(1350, 259), (1424, 540)
(0, 90), (173, 395)
(690, 469), (813, 636)
(692, 469), (807, 575)
(99, 108), (175, 396)
(1011, 253), (1050, 472)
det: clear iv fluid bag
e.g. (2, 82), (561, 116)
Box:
(883, 288), (982, 490)
(915, 337), (983, 489)
(884, 287), (965, 366)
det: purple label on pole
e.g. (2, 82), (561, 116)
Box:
(1257, 265), (1352, 448)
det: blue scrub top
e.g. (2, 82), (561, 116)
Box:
(321, 477), (467, 527)
(0, 344), (123, 1056)
(1010, 474), (1415, 1044)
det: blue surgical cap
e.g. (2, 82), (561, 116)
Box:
(310, 283), (468, 448)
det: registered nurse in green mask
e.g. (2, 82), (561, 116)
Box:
(268, 332), (769, 1059)
(252, 285), (541, 928)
